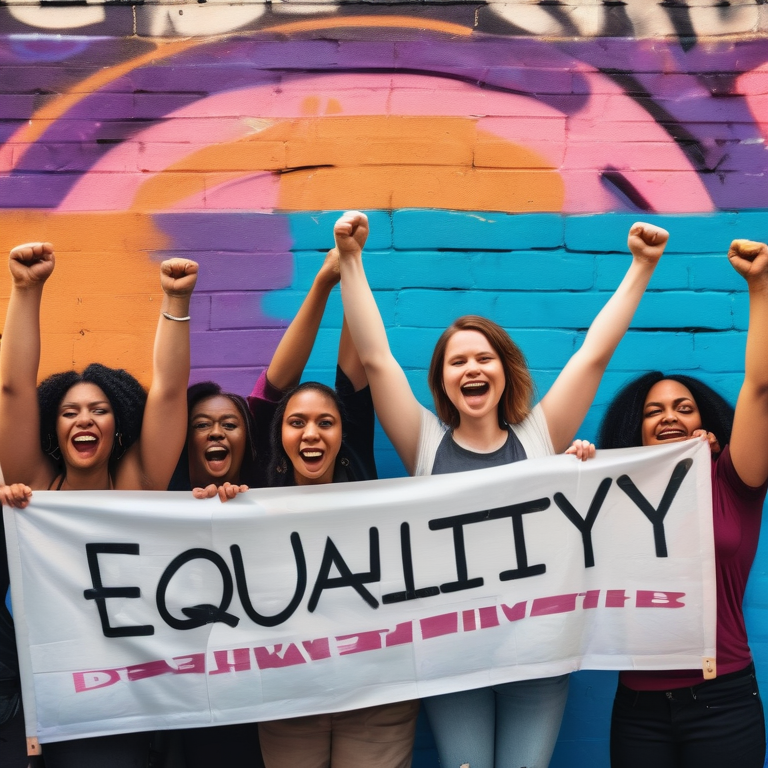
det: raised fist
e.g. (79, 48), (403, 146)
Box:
(160, 258), (198, 298)
(727, 239), (768, 284)
(9, 242), (54, 289)
(333, 211), (369, 259)
(627, 223), (669, 264)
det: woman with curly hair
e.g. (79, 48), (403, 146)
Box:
(597, 240), (768, 768)
(0, 241), (197, 767)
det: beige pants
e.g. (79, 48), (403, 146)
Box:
(258, 700), (420, 768)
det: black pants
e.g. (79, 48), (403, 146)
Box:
(43, 731), (152, 768)
(611, 663), (766, 768)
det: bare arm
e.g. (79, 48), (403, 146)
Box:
(0, 243), (56, 489)
(117, 259), (198, 490)
(727, 240), (768, 487)
(541, 223), (668, 453)
(266, 250), (340, 392)
(338, 316), (367, 392)
(338, 212), (423, 473)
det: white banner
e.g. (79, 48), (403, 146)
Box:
(4, 440), (715, 743)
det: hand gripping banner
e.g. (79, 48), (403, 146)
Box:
(4, 440), (715, 743)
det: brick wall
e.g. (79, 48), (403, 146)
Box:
(1, 4), (767, 765)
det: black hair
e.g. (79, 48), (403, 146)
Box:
(38, 363), (147, 472)
(268, 381), (347, 487)
(597, 371), (734, 450)
(168, 381), (259, 490)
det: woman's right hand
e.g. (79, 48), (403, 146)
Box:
(192, 482), (249, 502)
(627, 223), (669, 265)
(9, 242), (54, 289)
(0, 484), (33, 509)
(160, 258), (198, 298)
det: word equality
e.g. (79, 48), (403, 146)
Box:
(84, 461), (691, 638)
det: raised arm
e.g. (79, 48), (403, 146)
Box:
(0, 242), (56, 488)
(267, 249), (340, 392)
(541, 223), (668, 453)
(338, 315), (367, 392)
(337, 211), (423, 473)
(727, 240), (768, 487)
(117, 258), (198, 490)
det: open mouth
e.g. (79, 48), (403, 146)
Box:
(205, 445), (229, 469)
(72, 435), (98, 454)
(656, 428), (687, 441)
(461, 381), (489, 397)
(299, 449), (325, 469)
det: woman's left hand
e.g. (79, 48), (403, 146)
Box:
(161, 258), (199, 298)
(692, 429), (721, 456)
(192, 482), (249, 502)
(565, 439), (596, 461)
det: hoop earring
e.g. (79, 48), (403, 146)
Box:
(44, 434), (61, 462)
(113, 432), (126, 461)
(276, 457), (287, 474)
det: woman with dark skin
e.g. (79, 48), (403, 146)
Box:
(597, 240), (768, 768)
(172, 250), (365, 768)
(191, 247), (373, 503)
(0, 241), (197, 768)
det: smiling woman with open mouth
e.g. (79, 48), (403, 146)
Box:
(337, 209), (669, 768)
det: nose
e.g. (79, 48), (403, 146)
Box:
(75, 409), (93, 426)
(208, 422), (224, 440)
(661, 409), (678, 422)
(303, 422), (319, 441)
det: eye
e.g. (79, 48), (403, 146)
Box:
(223, 422), (239, 431)
(678, 405), (693, 413)
(193, 421), (211, 431)
(93, 408), (108, 415)
(319, 419), (335, 428)
(288, 418), (305, 428)
(61, 410), (76, 419)
(644, 408), (660, 418)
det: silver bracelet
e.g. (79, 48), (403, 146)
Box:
(162, 311), (191, 322)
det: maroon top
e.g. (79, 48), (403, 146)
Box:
(622, 444), (768, 690)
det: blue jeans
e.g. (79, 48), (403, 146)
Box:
(423, 675), (569, 768)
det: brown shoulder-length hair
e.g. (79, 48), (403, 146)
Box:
(428, 315), (534, 429)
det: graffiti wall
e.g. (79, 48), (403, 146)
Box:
(1, 2), (767, 765)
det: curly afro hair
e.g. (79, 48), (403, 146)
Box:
(37, 363), (147, 469)
(167, 381), (259, 490)
(597, 371), (734, 451)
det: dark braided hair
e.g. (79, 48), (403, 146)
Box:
(168, 381), (259, 490)
(38, 363), (147, 471)
(597, 372), (734, 450)
(268, 381), (347, 487)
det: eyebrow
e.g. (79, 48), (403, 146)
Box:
(191, 411), (241, 421)
(286, 412), (337, 419)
